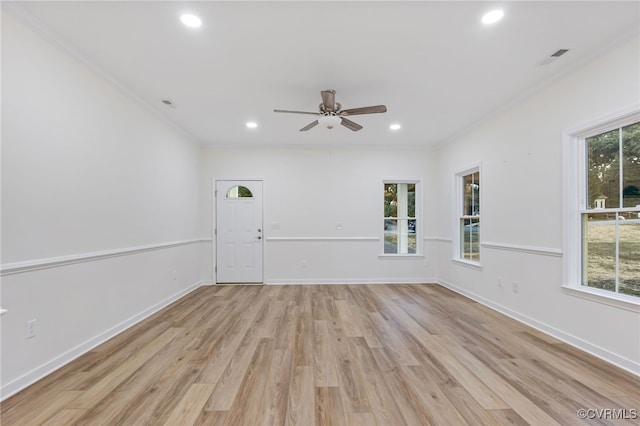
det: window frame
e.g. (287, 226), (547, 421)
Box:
(381, 179), (423, 257)
(563, 106), (640, 310)
(453, 165), (482, 267)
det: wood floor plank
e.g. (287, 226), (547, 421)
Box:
(440, 384), (503, 426)
(373, 294), (508, 410)
(254, 348), (293, 425)
(487, 408), (530, 425)
(1, 390), (82, 426)
(313, 320), (340, 387)
(194, 410), (228, 426)
(275, 304), (299, 351)
(85, 330), (205, 425)
(335, 299), (363, 337)
(68, 327), (182, 409)
(196, 291), (266, 386)
(402, 365), (469, 425)
(223, 338), (276, 426)
(70, 326), (200, 424)
(163, 383), (215, 426)
(495, 358), (610, 426)
(328, 327), (372, 415)
(40, 408), (87, 426)
(348, 337), (407, 426)
(436, 334), (562, 425)
(368, 312), (420, 367)
(291, 306), (314, 367)
(517, 330), (639, 398)
(285, 366), (315, 426)
(382, 368), (435, 426)
(105, 364), (195, 424)
(315, 386), (347, 426)
(358, 310), (384, 349)
(2, 284), (638, 426)
(203, 333), (261, 411)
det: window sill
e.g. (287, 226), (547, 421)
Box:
(561, 285), (640, 313)
(378, 254), (424, 259)
(451, 258), (483, 270)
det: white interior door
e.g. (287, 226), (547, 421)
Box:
(215, 180), (263, 283)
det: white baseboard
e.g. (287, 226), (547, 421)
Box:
(265, 278), (437, 285)
(0, 280), (206, 401)
(437, 279), (640, 376)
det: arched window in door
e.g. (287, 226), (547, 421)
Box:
(226, 185), (253, 198)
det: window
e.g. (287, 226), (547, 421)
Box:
(581, 121), (639, 297)
(457, 168), (480, 262)
(226, 185), (253, 198)
(383, 182), (419, 254)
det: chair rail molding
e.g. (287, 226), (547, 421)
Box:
(1, 238), (211, 276)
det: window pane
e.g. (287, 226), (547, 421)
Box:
(407, 183), (416, 217)
(583, 213), (616, 292)
(398, 219), (416, 254)
(384, 184), (398, 217)
(587, 129), (620, 209)
(384, 219), (398, 253)
(619, 212), (640, 297)
(622, 122), (640, 208)
(408, 234), (416, 254)
(463, 172), (480, 216)
(461, 218), (480, 261)
(226, 185), (253, 198)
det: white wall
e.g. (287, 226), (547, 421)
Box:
(433, 35), (640, 373)
(202, 146), (438, 284)
(1, 12), (207, 398)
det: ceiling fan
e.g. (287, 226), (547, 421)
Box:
(274, 89), (387, 132)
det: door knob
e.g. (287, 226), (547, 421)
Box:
(257, 236), (262, 239)
(258, 228), (262, 232)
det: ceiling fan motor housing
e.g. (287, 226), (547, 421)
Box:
(320, 102), (341, 113)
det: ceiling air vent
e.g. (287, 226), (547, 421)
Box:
(540, 48), (570, 65)
(161, 99), (176, 108)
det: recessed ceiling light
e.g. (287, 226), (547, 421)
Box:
(390, 123), (401, 131)
(482, 10), (504, 25)
(180, 14), (202, 28)
(246, 121), (258, 129)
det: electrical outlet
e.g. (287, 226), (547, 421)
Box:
(301, 260), (308, 269)
(172, 270), (177, 280)
(25, 319), (36, 339)
(512, 281), (519, 293)
(497, 276), (502, 288)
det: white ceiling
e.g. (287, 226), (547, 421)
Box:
(7, 1), (640, 147)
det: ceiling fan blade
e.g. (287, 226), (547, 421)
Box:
(340, 117), (363, 132)
(300, 120), (319, 131)
(321, 90), (336, 112)
(340, 105), (387, 116)
(274, 109), (320, 116)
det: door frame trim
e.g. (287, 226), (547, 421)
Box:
(213, 178), (265, 284)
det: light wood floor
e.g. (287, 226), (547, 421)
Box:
(2, 284), (639, 425)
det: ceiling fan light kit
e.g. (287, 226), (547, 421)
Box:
(274, 89), (387, 132)
(317, 115), (342, 129)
